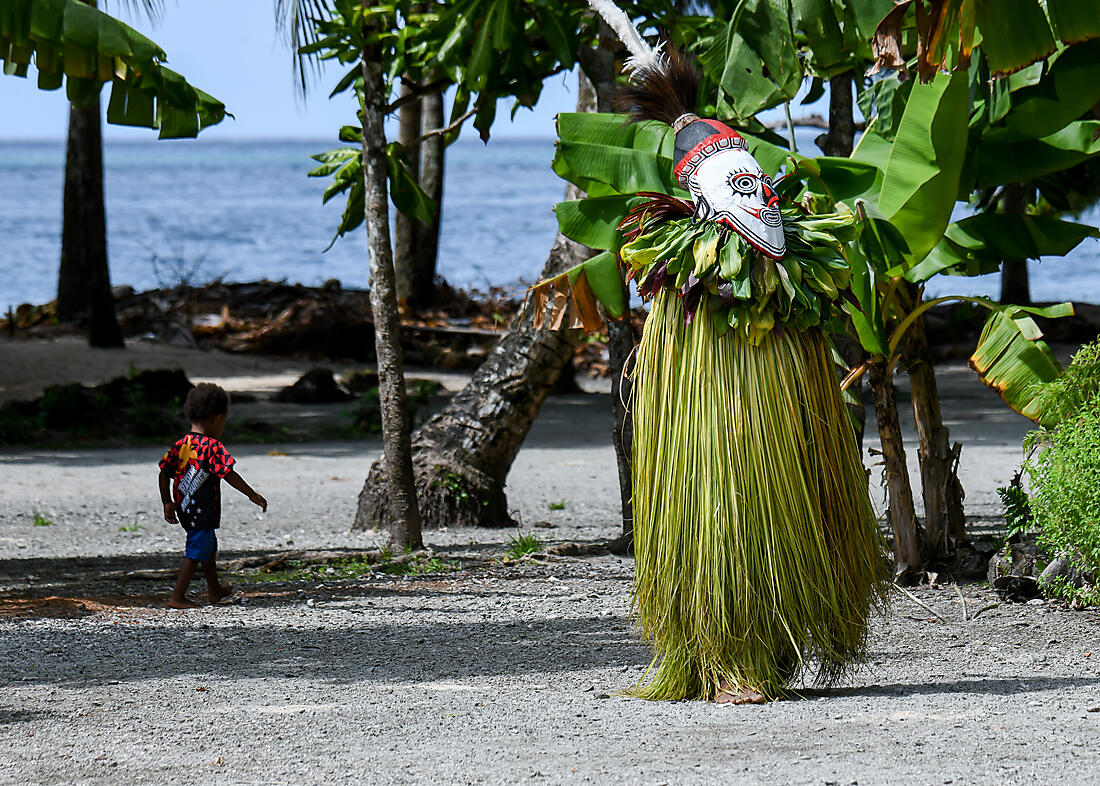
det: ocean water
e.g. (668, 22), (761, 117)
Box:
(0, 138), (1098, 307)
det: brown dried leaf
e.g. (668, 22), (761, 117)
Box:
(570, 271), (606, 332)
(549, 278), (569, 331)
(533, 284), (549, 330)
(870, 2), (910, 77)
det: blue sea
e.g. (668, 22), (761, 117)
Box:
(1, 137), (1098, 307)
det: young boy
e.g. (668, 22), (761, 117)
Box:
(158, 383), (267, 609)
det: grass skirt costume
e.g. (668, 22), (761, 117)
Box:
(620, 202), (891, 701)
(529, 7), (891, 700)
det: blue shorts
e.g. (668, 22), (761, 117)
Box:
(183, 528), (217, 562)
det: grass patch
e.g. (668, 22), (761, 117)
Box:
(31, 512), (54, 527)
(547, 500), (567, 511)
(118, 522), (145, 532)
(506, 532), (542, 559)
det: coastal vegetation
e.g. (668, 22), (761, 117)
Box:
(3, 1), (1100, 587)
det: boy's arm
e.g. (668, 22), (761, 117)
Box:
(158, 473), (177, 523)
(225, 469), (267, 512)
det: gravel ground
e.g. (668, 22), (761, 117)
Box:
(3, 352), (1099, 784)
(1, 560), (1098, 786)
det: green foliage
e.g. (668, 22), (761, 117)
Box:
(117, 521), (145, 533)
(967, 303), (1070, 426)
(1024, 393), (1100, 581)
(0, 0), (226, 137)
(1041, 576), (1100, 608)
(506, 531), (542, 558)
(546, 500), (566, 511)
(996, 472), (1033, 541)
(1029, 339), (1100, 427)
(1024, 340), (1100, 578)
(31, 511), (54, 527)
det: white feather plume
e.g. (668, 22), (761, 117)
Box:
(586, 0), (663, 74)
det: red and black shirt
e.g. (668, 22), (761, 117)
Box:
(159, 433), (235, 530)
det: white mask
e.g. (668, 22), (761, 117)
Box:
(671, 118), (786, 260)
(684, 148), (786, 259)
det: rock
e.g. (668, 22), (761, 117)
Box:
(273, 368), (352, 403)
(1039, 553), (1096, 591)
(991, 573), (1041, 602)
(110, 284), (134, 300)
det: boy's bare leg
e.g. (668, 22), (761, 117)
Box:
(204, 551), (233, 603)
(168, 558), (200, 609)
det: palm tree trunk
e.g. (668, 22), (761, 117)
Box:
(394, 81), (421, 305)
(868, 358), (922, 580)
(410, 89), (445, 309)
(354, 73), (597, 531)
(360, 47), (422, 549)
(999, 184), (1032, 305)
(57, 98), (123, 348)
(353, 233), (588, 530)
(818, 71), (855, 157)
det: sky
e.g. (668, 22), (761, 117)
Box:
(0, 0), (577, 142)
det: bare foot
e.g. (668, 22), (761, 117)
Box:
(714, 680), (767, 705)
(209, 584), (234, 604)
(166, 596), (199, 609)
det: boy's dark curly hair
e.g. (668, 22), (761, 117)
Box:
(183, 383), (229, 422)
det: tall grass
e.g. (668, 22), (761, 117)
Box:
(629, 290), (891, 701)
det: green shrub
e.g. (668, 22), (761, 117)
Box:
(1030, 339), (1100, 426)
(1024, 339), (1100, 589)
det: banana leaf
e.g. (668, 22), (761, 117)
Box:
(873, 0), (1100, 82)
(969, 304), (1073, 426)
(975, 0), (1057, 78)
(553, 195), (646, 251)
(874, 71), (969, 268)
(0, 0), (226, 138)
(972, 120), (1100, 189)
(906, 214), (1100, 281)
(1048, 0), (1100, 43)
(552, 113), (679, 197)
(991, 40), (1100, 143)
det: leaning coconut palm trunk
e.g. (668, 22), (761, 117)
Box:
(630, 290), (890, 701)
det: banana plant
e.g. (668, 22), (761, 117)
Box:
(872, 0), (1100, 83)
(542, 109), (1094, 416)
(0, 0), (226, 137)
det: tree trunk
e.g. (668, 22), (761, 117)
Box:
(605, 313), (635, 552)
(393, 82), (421, 305)
(57, 98), (123, 348)
(354, 72), (598, 531)
(581, 23), (636, 551)
(354, 234), (588, 530)
(868, 358), (922, 580)
(902, 284), (966, 560)
(999, 184), (1032, 305)
(409, 89), (445, 310)
(817, 71), (855, 157)
(360, 49), (422, 550)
